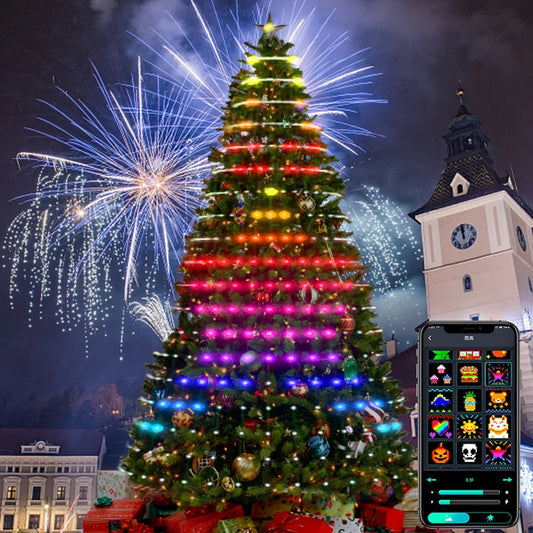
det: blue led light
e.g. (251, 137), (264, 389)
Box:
(191, 402), (205, 411)
(310, 378), (322, 387)
(178, 377), (190, 385)
(331, 378), (343, 386)
(173, 401), (185, 410)
(239, 379), (252, 388)
(334, 402), (347, 412)
(355, 401), (366, 410)
(217, 378), (230, 387)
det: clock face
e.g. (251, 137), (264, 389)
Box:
(451, 223), (477, 249)
(517, 226), (527, 251)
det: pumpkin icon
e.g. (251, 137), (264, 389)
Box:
(431, 442), (450, 464)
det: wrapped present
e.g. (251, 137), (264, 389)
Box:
(318, 516), (363, 533)
(214, 516), (258, 532)
(266, 512), (332, 533)
(251, 497), (355, 521)
(83, 499), (146, 533)
(360, 505), (404, 533)
(98, 471), (136, 500)
(163, 503), (244, 533)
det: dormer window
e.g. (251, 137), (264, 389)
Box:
(450, 172), (471, 197)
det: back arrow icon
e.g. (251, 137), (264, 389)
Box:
(426, 477), (436, 482)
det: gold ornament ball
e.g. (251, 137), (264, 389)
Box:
(171, 408), (194, 429)
(221, 476), (236, 492)
(232, 453), (261, 482)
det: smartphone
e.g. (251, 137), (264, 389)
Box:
(418, 321), (520, 527)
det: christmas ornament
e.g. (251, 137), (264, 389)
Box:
(370, 479), (389, 504)
(232, 453), (261, 482)
(143, 444), (166, 464)
(297, 194), (316, 212)
(348, 440), (366, 458)
(240, 352), (257, 365)
(221, 476), (236, 492)
(316, 219), (327, 233)
(313, 419), (331, 438)
(307, 436), (330, 458)
(215, 392), (235, 409)
(254, 289), (272, 303)
(290, 381), (309, 398)
(343, 357), (359, 381)
(192, 451), (216, 473)
(172, 408), (194, 429)
(244, 418), (258, 432)
(270, 242), (284, 253)
(232, 202), (247, 225)
(362, 426), (376, 443)
(361, 401), (386, 424)
(340, 312), (355, 334)
(299, 286), (318, 304)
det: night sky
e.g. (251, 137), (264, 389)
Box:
(1, 0), (533, 415)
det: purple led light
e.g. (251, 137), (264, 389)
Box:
(307, 353), (319, 363)
(200, 353), (213, 363)
(286, 354), (297, 363)
(240, 352), (256, 364)
(326, 353), (340, 362)
(220, 353), (234, 363)
(263, 354), (275, 363)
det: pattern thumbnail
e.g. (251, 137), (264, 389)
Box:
(486, 350), (510, 360)
(487, 414), (509, 439)
(457, 414), (483, 439)
(457, 442), (482, 465)
(459, 389), (481, 412)
(458, 350), (481, 360)
(429, 441), (453, 465)
(485, 441), (512, 466)
(430, 350), (452, 360)
(428, 415), (453, 439)
(486, 363), (511, 386)
(458, 363), (481, 384)
(428, 362), (453, 386)
(486, 389), (511, 411)
(429, 389), (453, 413)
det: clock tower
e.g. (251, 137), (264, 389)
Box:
(410, 87), (533, 436)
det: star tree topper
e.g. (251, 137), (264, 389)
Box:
(254, 14), (286, 35)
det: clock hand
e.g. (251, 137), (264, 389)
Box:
(461, 225), (465, 239)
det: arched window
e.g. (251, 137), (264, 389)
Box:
(457, 184), (464, 194)
(463, 274), (473, 292)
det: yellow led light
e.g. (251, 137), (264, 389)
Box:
(292, 77), (304, 87)
(265, 210), (276, 220)
(264, 187), (279, 196)
(264, 21), (276, 33)
(279, 210), (291, 220)
(242, 76), (260, 86)
(246, 55), (260, 65)
(251, 211), (263, 219)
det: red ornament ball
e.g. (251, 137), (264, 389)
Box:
(244, 418), (258, 432)
(313, 419), (331, 439)
(254, 289), (271, 303)
(171, 408), (194, 429)
(340, 312), (355, 334)
(290, 381), (309, 398)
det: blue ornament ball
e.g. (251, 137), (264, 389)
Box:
(307, 436), (330, 458)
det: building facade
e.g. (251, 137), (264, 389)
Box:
(0, 429), (105, 533)
(410, 88), (533, 438)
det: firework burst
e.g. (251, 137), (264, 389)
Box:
(131, 295), (175, 342)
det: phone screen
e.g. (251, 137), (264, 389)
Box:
(418, 321), (519, 527)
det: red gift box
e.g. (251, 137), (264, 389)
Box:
(163, 503), (244, 533)
(83, 499), (146, 533)
(360, 505), (404, 533)
(266, 512), (333, 533)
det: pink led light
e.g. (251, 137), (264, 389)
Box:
(200, 353), (213, 362)
(206, 329), (217, 338)
(307, 353), (320, 363)
(304, 329), (317, 338)
(322, 329), (337, 338)
(326, 353), (340, 362)
(244, 305), (257, 314)
(286, 354), (298, 363)
(284, 329), (297, 339)
(263, 330), (277, 339)
(196, 305), (206, 313)
(264, 305), (276, 314)
(220, 353), (234, 363)
(227, 305), (239, 314)
(302, 305), (313, 314)
(283, 305), (295, 314)
(222, 329), (237, 339)
(243, 329), (255, 339)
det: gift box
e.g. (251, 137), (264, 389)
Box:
(251, 497), (355, 521)
(266, 512), (333, 533)
(83, 499), (146, 533)
(163, 503), (244, 533)
(214, 516), (258, 532)
(98, 471), (136, 500)
(360, 505), (404, 533)
(318, 516), (363, 533)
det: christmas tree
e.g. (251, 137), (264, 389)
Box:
(122, 17), (415, 509)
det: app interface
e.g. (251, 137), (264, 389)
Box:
(420, 324), (518, 527)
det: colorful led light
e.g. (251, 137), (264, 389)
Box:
(196, 352), (343, 366)
(224, 121), (321, 132)
(241, 77), (305, 87)
(212, 165), (334, 176)
(232, 99), (308, 109)
(250, 209), (292, 220)
(182, 256), (358, 269)
(179, 280), (364, 291)
(201, 327), (339, 340)
(222, 142), (325, 153)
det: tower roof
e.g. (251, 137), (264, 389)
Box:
(409, 86), (531, 219)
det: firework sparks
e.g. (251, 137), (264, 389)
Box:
(4, 59), (211, 342)
(138, 0), (385, 156)
(131, 295), (175, 342)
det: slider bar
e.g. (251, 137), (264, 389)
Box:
(439, 489), (500, 496)
(439, 499), (500, 506)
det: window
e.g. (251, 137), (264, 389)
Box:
(79, 486), (88, 500)
(6, 467), (12, 473)
(3, 515), (14, 530)
(457, 184), (463, 194)
(470, 314), (480, 321)
(57, 467), (62, 473)
(32, 486), (42, 501)
(40, 467), (45, 473)
(56, 486), (66, 500)
(13, 468), (19, 473)
(6, 486), (17, 500)
(76, 515), (85, 530)
(54, 515), (65, 530)
(28, 515), (40, 530)
(463, 274), (473, 292)
(32, 467), (38, 473)
(64, 467), (69, 473)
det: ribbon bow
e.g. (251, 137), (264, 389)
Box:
(94, 497), (113, 507)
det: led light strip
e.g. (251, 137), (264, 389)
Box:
(203, 326), (338, 340)
(245, 54), (300, 66)
(241, 76), (304, 87)
(224, 121), (321, 132)
(187, 303), (348, 315)
(222, 142), (325, 153)
(177, 280), (365, 291)
(197, 352), (343, 365)
(189, 235), (348, 244)
(182, 256), (358, 268)
(203, 189), (344, 199)
(232, 99), (307, 109)
(211, 165), (334, 175)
